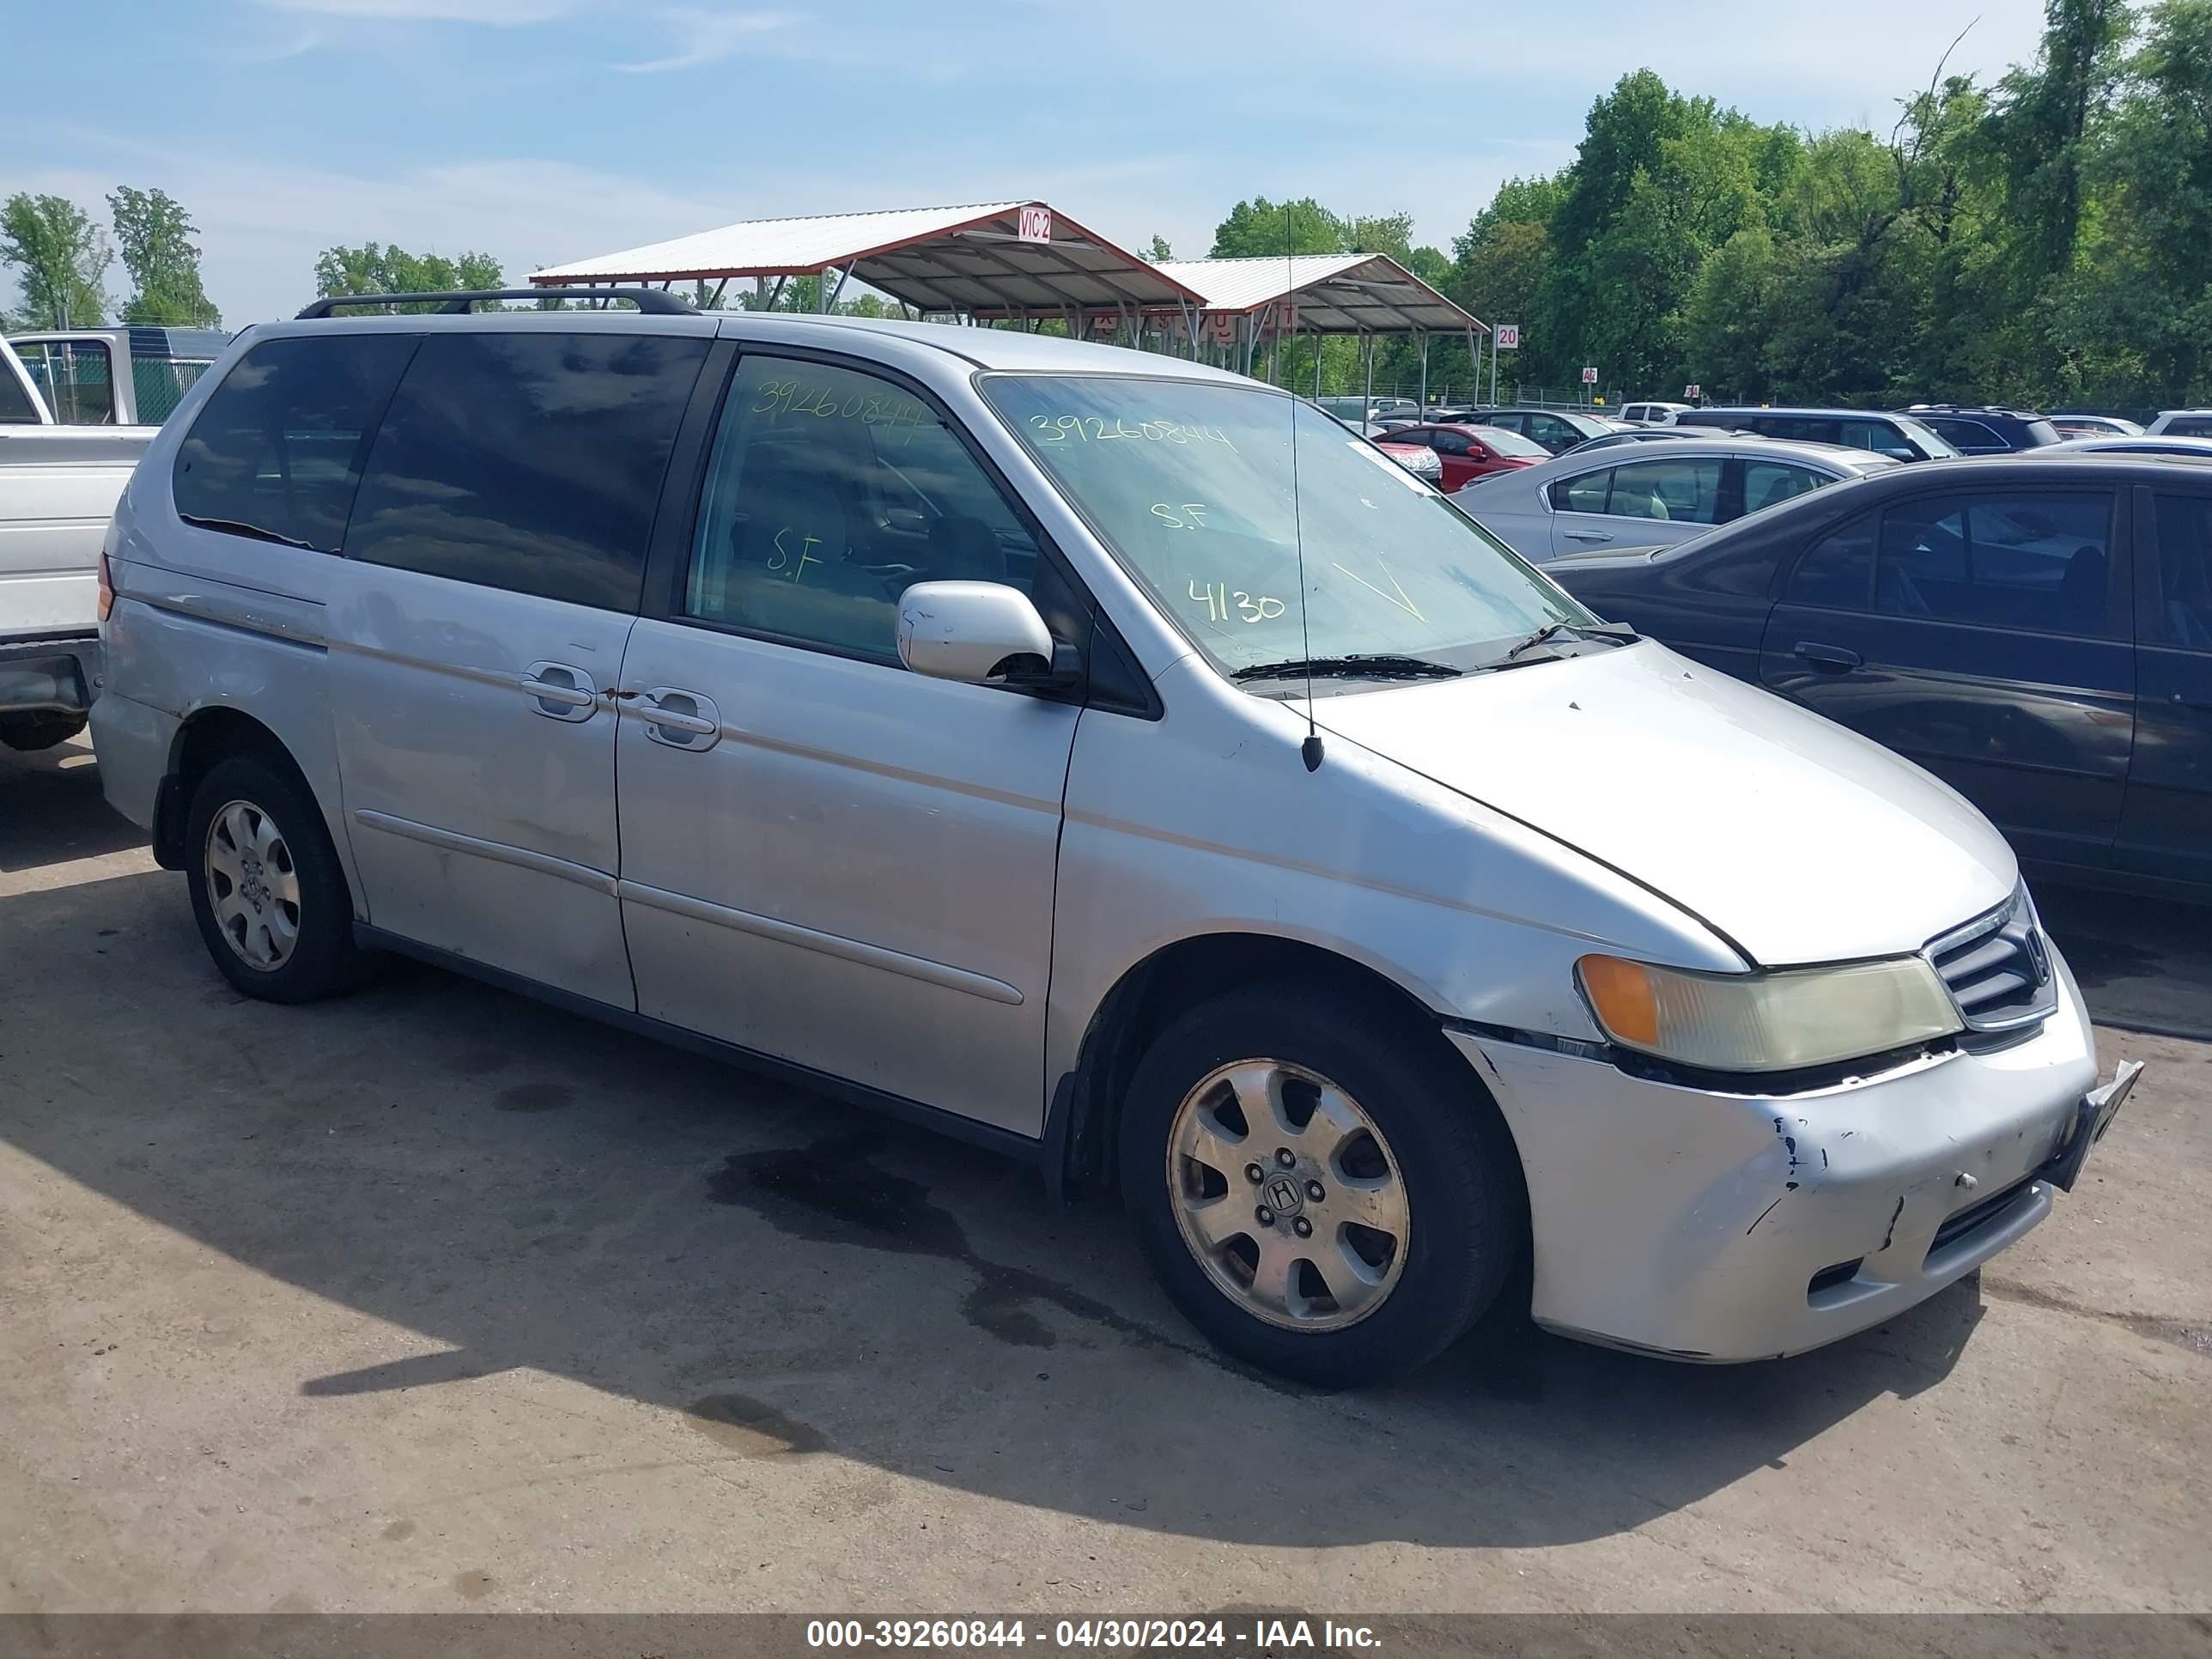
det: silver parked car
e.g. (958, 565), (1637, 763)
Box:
(1452, 434), (1900, 562)
(92, 290), (2136, 1383)
(2147, 409), (2212, 438)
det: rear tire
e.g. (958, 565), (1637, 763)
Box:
(185, 753), (366, 1003)
(1119, 982), (1524, 1387)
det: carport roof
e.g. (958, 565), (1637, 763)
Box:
(1150, 254), (1484, 334)
(528, 201), (1205, 316)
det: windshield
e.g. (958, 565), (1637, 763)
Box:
(1468, 425), (1548, 459)
(981, 374), (1595, 679)
(1891, 413), (1960, 458)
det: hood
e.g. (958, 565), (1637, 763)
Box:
(1312, 641), (2015, 967)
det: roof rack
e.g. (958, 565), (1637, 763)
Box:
(295, 287), (698, 319)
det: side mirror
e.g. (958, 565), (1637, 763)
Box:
(896, 581), (1071, 688)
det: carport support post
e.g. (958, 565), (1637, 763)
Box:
(1417, 331), (1430, 410)
(1313, 323), (1322, 399)
(1363, 331), (1374, 411)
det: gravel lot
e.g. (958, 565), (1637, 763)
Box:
(3, 736), (2208, 1615)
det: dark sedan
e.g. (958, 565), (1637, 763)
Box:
(1547, 455), (2212, 901)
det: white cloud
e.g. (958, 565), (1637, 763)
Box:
(615, 7), (800, 73)
(258, 0), (570, 21)
(6, 147), (742, 325)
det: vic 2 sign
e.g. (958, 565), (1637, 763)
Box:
(1017, 205), (1053, 243)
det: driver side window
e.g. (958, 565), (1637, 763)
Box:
(687, 355), (1044, 661)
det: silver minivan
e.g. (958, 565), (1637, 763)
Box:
(92, 292), (2139, 1384)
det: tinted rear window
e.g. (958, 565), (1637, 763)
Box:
(173, 334), (417, 551)
(344, 331), (708, 611)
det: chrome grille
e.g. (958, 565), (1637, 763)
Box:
(1925, 886), (2058, 1034)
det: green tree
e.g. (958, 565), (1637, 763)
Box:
(2071, 0), (2212, 404)
(106, 186), (219, 326)
(0, 193), (111, 328)
(1208, 197), (1345, 258)
(313, 243), (504, 311)
(1146, 234), (1173, 261)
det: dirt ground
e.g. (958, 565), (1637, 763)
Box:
(3, 736), (2208, 1615)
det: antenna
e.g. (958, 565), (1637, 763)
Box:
(1289, 202), (1322, 773)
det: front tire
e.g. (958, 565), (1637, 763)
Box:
(185, 753), (365, 1003)
(1120, 983), (1524, 1387)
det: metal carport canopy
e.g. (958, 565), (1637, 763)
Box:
(1149, 253), (1485, 334)
(526, 201), (1205, 317)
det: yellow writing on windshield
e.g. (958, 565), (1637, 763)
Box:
(1030, 415), (1237, 452)
(1188, 580), (1285, 624)
(1330, 560), (1426, 623)
(751, 379), (933, 441)
(769, 526), (826, 582)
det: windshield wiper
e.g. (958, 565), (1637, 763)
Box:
(1231, 653), (1464, 683)
(1487, 620), (1640, 668)
(178, 514), (323, 552)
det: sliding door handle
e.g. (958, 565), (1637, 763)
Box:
(629, 687), (722, 750)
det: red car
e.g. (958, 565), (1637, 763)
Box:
(1376, 422), (1548, 490)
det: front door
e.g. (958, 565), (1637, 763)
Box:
(1759, 485), (2135, 869)
(2118, 486), (2212, 890)
(615, 349), (1081, 1136)
(327, 325), (712, 1007)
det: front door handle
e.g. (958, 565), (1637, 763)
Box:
(1564, 530), (1614, 543)
(520, 661), (599, 721)
(631, 687), (722, 750)
(1794, 641), (1863, 672)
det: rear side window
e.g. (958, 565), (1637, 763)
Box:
(345, 331), (708, 611)
(1787, 514), (1877, 609)
(1744, 461), (1828, 515)
(1923, 416), (2002, 451)
(174, 334), (417, 552)
(15, 341), (118, 423)
(1875, 491), (2116, 635)
(2167, 417), (2212, 439)
(132, 356), (214, 424)
(2151, 494), (2212, 650)
(1602, 457), (1723, 524)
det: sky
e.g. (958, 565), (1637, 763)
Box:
(6, 0), (2054, 326)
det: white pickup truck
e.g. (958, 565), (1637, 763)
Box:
(0, 335), (162, 751)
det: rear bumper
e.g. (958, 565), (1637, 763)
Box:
(88, 687), (177, 837)
(0, 634), (103, 719)
(1453, 957), (2110, 1362)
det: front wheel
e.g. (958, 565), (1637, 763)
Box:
(185, 753), (367, 1003)
(1120, 984), (1525, 1387)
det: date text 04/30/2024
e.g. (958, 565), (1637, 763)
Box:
(805, 1620), (1382, 1650)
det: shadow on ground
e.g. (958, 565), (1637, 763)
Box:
(0, 738), (147, 872)
(4, 865), (1992, 1553)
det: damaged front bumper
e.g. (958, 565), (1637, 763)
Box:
(1450, 960), (2134, 1363)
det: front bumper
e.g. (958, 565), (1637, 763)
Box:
(1451, 961), (2125, 1362)
(0, 633), (103, 719)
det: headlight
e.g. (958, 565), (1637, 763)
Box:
(1576, 953), (1960, 1073)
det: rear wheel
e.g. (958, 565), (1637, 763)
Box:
(1120, 983), (1524, 1387)
(185, 753), (366, 1003)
